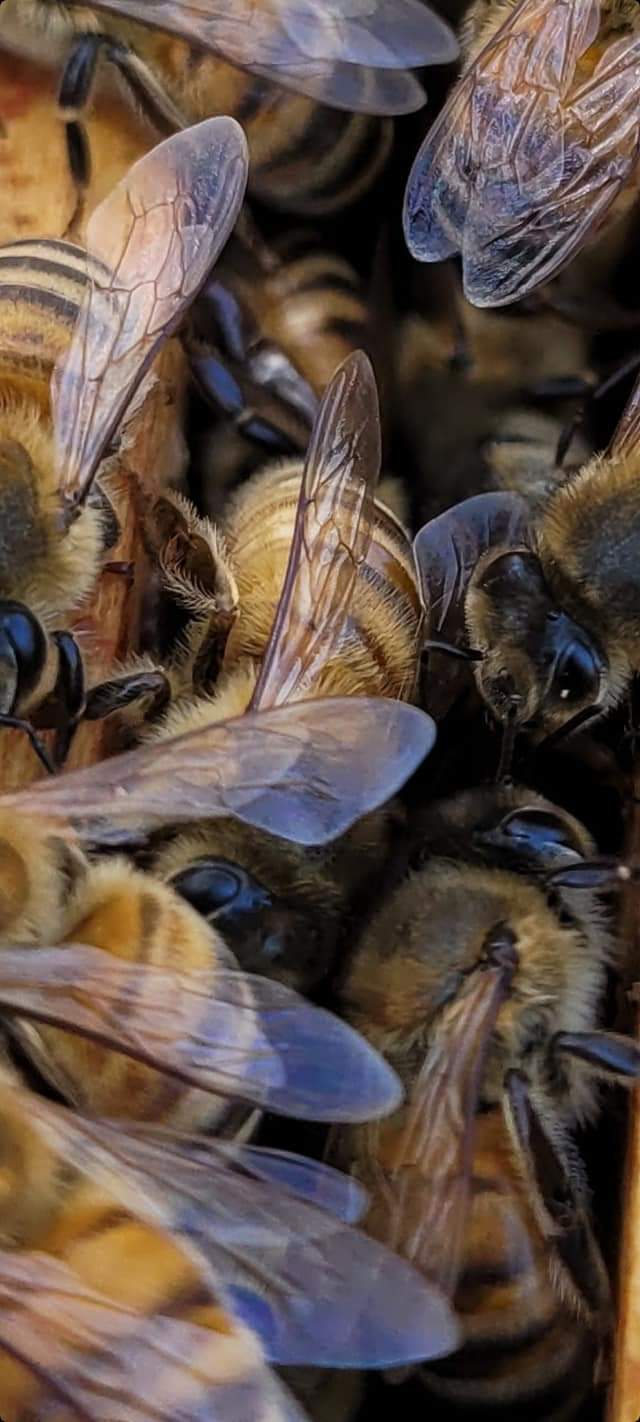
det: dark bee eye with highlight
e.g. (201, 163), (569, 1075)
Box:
(169, 858), (271, 922)
(497, 809), (584, 860)
(552, 642), (601, 705)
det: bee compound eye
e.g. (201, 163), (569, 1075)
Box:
(169, 858), (271, 923)
(0, 603), (47, 702)
(553, 641), (601, 705)
(497, 808), (584, 861)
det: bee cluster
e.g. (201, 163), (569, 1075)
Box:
(0, 0), (638, 1420)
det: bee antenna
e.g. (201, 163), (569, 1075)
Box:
(555, 349), (640, 469)
(536, 704), (600, 754)
(544, 859), (639, 891)
(495, 700), (519, 784)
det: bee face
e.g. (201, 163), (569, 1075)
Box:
(168, 855), (335, 991)
(467, 548), (607, 729)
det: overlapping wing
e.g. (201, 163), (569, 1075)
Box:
(53, 118), (248, 516)
(0, 698), (436, 846)
(251, 351), (380, 710)
(404, 0), (640, 305)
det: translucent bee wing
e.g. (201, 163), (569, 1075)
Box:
(0, 945), (402, 1121)
(358, 947), (514, 1296)
(0, 1248), (282, 1422)
(251, 351), (380, 711)
(0, 698), (436, 847)
(228, 1145), (368, 1223)
(81, 0), (457, 114)
(53, 117), (248, 515)
(19, 1103), (460, 1370)
(413, 491), (530, 641)
(403, 0), (640, 306)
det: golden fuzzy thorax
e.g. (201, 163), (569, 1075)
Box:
(534, 449), (640, 712)
(343, 858), (606, 1122)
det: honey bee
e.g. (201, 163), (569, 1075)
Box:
(193, 229), (409, 527)
(0, 115), (249, 770)
(413, 358), (640, 740)
(0, 1042), (460, 1419)
(129, 351), (424, 990)
(12, 0), (458, 226)
(330, 782), (640, 1420)
(403, 0), (640, 308)
(0, 687), (436, 1118)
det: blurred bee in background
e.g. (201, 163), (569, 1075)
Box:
(404, 0), (640, 310)
(188, 225), (404, 522)
(0, 115), (248, 771)
(414, 355), (640, 743)
(396, 265), (594, 528)
(8, 0), (459, 228)
(330, 782), (640, 1421)
(122, 351), (425, 992)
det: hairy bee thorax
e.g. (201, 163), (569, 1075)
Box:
(221, 459), (422, 702)
(540, 451), (640, 656)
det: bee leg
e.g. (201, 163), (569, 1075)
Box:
(0, 716), (55, 775)
(84, 668), (171, 725)
(553, 1029), (640, 1084)
(504, 1069), (613, 1334)
(191, 346), (307, 455)
(29, 632), (86, 768)
(58, 34), (186, 237)
(189, 280), (316, 448)
(57, 34), (102, 238)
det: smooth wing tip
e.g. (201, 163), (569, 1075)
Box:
(286, 1007), (404, 1122)
(379, 1289), (461, 1366)
(386, 0), (459, 69)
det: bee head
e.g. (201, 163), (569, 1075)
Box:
(467, 549), (606, 732)
(169, 855), (336, 994)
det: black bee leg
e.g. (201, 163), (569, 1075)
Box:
(58, 33), (186, 238)
(0, 716), (55, 776)
(553, 1029), (640, 1082)
(191, 276), (317, 450)
(504, 1069), (613, 1334)
(58, 34), (102, 238)
(50, 632), (87, 767)
(84, 669), (171, 725)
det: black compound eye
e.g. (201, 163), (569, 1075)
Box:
(0, 602), (46, 700)
(552, 641), (600, 705)
(169, 858), (271, 922)
(497, 808), (584, 859)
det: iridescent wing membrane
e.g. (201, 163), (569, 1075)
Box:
(73, 0), (459, 114)
(53, 117), (249, 519)
(0, 698), (437, 845)
(251, 349), (380, 710)
(404, 0), (640, 305)
(362, 949), (513, 1297)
